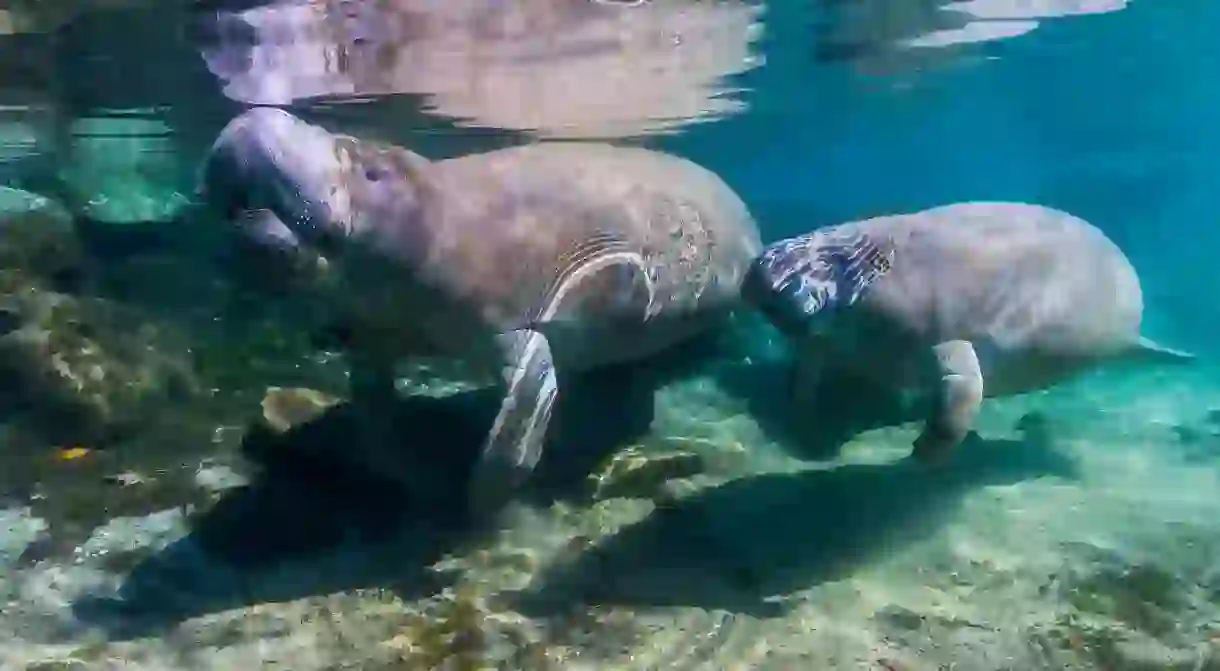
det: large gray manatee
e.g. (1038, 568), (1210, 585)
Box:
(744, 201), (1194, 463)
(197, 107), (894, 515)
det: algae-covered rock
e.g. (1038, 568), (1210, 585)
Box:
(0, 287), (198, 444)
(585, 436), (751, 504)
(586, 444), (707, 504)
(0, 188), (84, 285)
(258, 386), (341, 435)
(0, 188), (200, 444)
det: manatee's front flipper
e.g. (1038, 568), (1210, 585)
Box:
(912, 339), (984, 464)
(468, 231), (655, 518)
(467, 328), (561, 518)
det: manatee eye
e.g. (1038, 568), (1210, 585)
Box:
(365, 165), (388, 182)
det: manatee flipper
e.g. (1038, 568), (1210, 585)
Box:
(912, 339), (984, 464)
(468, 230), (655, 517)
(467, 328), (560, 517)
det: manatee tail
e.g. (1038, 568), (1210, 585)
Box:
(1131, 336), (1196, 364)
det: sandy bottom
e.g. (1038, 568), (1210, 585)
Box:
(2, 340), (1219, 670)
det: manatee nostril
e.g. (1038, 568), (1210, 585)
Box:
(365, 166), (387, 182)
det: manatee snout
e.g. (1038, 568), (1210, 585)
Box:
(223, 209), (331, 296)
(200, 107), (351, 248)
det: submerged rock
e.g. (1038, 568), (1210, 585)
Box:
(74, 508), (187, 567)
(0, 188), (84, 287)
(0, 286), (199, 445)
(192, 463), (246, 495)
(0, 189), (201, 445)
(257, 387), (341, 436)
(0, 506), (49, 570)
(586, 444), (707, 504)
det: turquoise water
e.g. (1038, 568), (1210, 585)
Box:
(0, 2), (1216, 669)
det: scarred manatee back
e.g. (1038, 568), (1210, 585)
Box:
(850, 202), (1144, 360)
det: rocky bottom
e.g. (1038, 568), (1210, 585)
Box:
(2, 354), (1220, 670)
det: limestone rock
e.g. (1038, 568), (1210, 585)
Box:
(257, 387), (341, 436)
(0, 190), (199, 444)
(586, 444), (708, 504)
(0, 188), (83, 287)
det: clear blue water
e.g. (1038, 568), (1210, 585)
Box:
(0, 2), (1216, 669)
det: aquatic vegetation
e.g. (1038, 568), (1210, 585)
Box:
(381, 582), (559, 671)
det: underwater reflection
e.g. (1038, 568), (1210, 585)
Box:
(193, 0), (765, 139)
(815, 0), (1132, 77)
(0, 0), (766, 224)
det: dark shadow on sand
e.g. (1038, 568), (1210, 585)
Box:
(713, 356), (917, 461)
(67, 354), (683, 640)
(509, 426), (1080, 619)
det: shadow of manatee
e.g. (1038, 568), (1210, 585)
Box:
(509, 429), (1080, 619)
(714, 356), (916, 462)
(67, 343), (717, 639)
(69, 399), (468, 640)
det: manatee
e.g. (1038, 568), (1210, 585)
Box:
(196, 107), (890, 515)
(744, 201), (1194, 463)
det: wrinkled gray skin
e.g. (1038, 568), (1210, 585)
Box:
(749, 202), (1194, 463)
(198, 107), (767, 516)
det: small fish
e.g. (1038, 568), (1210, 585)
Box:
(55, 447), (91, 461)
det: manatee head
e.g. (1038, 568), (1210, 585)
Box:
(198, 107), (434, 264)
(744, 224), (896, 339)
(221, 208), (331, 296)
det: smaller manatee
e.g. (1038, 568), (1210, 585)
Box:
(744, 202), (1194, 463)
